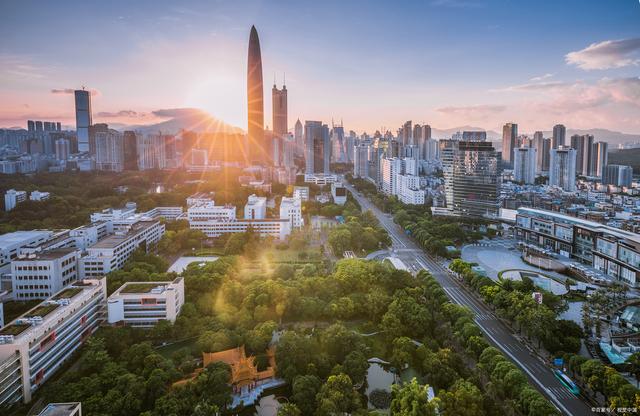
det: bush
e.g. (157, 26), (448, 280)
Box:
(369, 389), (392, 409)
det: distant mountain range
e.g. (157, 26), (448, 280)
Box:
(431, 126), (640, 150)
(120, 108), (243, 135)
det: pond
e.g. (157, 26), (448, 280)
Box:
(366, 360), (395, 411)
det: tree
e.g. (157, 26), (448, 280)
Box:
(292, 375), (322, 414)
(627, 352), (640, 387)
(277, 403), (302, 416)
(390, 337), (415, 373)
(315, 374), (362, 416)
(438, 379), (485, 416)
(328, 228), (352, 255)
(369, 389), (392, 409)
(342, 350), (369, 386)
(390, 378), (438, 416)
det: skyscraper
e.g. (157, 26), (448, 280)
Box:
(592, 141), (608, 178)
(549, 147), (576, 191)
(304, 121), (329, 175)
(603, 165), (633, 188)
(294, 119), (304, 158)
(533, 136), (551, 173)
(502, 122), (517, 167)
(247, 25), (265, 165)
(55, 138), (70, 161)
(570, 134), (593, 176)
(95, 130), (124, 172)
(123, 131), (139, 170)
(552, 124), (566, 149)
(513, 147), (537, 184)
(331, 123), (346, 163)
(353, 143), (369, 178)
(74, 89), (92, 153)
(272, 82), (287, 137)
(401, 120), (412, 146)
(440, 140), (500, 217)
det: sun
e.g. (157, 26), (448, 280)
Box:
(184, 76), (246, 129)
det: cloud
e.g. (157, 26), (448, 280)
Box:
(96, 110), (144, 118)
(492, 80), (566, 92)
(530, 73), (554, 82)
(151, 108), (207, 118)
(566, 38), (640, 70)
(51, 88), (101, 96)
(0, 54), (47, 80)
(436, 104), (506, 116)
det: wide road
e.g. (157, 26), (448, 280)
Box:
(343, 180), (595, 416)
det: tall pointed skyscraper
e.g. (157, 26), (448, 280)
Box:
(247, 25), (265, 165)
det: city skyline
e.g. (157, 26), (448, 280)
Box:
(1, 1), (639, 135)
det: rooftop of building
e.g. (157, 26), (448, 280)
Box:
(112, 277), (182, 296)
(15, 248), (76, 261)
(0, 230), (52, 247)
(38, 402), (81, 416)
(0, 279), (103, 341)
(89, 220), (160, 249)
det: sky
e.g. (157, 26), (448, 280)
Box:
(1, 0), (639, 134)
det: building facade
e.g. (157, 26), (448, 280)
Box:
(0, 279), (107, 404)
(11, 249), (79, 300)
(549, 147), (577, 191)
(107, 277), (184, 328)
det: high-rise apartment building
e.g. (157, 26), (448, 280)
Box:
(380, 157), (403, 196)
(502, 123), (517, 166)
(603, 165), (633, 188)
(552, 124), (566, 149)
(440, 140), (500, 217)
(513, 147), (537, 184)
(533, 136), (551, 173)
(95, 130), (124, 172)
(570, 134), (594, 176)
(592, 141), (608, 178)
(123, 131), (139, 170)
(549, 147), (576, 191)
(74, 89), (92, 153)
(247, 26), (265, 165)
(331, 124), (346, 163)
(54, 138), (70, 161)
(353, 143), (369, 178)
(294, 119), (304, 158)
(401, 120), (412, 146)
(304, 121), (330, 175)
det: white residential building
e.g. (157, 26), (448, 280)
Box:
(397, 174), (424, 205)
(11, 249), (79, 300)
(549, 147), (577, 192)
(331, 182), (348, 205)
(381, 157), (402, 196)
(0, 231), (53, 268)
(29, 191), (50, 202)
(0, 279), (107, 404)
(244, 194), (267, 219)
(513, 147), (537, 184)
(79, 220), (165, 278)
(107, 277), (184, 328)
(4, 190), (27, 212)
(293, 186), (309, 201)
(353, 143), (369, 178)
(279, 197), (304, 228)
(187, 202), (236, 222)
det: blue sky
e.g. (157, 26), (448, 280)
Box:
(1, 0), (639, 133)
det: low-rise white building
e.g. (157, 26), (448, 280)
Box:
(4, 189), (27, 212)
(293, 186), (309, 201)
(279, 197), (304, 228)
(186, 192), (215, 207)
(244, 194), (267, 219)
(79, 220), (165, 278)
(0, 279), (107, 405)
(0, 231), (53, 268)
(11, 249), (79, 301)
(331, 182), (347, 205)
(29, 191), (50, 202)
(107, 277), (184, 328)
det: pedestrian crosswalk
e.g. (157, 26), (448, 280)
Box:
(548, 386), (578, 400)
